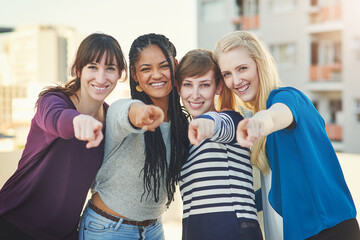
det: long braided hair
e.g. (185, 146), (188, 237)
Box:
(129, 33), (189, 206)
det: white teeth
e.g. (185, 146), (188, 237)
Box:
(93, 86), (106, 90)
(150, 82), (165, 87)
(189, 102), (202, 107)
(238, 84), (249, 92)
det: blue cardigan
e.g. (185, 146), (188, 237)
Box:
(266, 87), (356, 239)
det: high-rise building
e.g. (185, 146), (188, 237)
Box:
(197, 0), (360, 154)
(0, 24), (83, 148)
(0, 24), (81, 86)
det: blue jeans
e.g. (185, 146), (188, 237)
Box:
(78, 202), (165, 240)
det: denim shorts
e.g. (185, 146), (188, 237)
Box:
(78, 201), (165, 240)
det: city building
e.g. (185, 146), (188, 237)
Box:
(0, 24), (84, 149)
(197, 0), (360, 153)
(0, 24), (81, 86)
(0, 24), (131, 151)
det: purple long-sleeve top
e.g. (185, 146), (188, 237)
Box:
(0, 92), (107, 240)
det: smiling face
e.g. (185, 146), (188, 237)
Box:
(132, 44), (173, 106)
(179, 70), (220, 118)
(79, 53), (120, 104)
(217, 47), (259, 103)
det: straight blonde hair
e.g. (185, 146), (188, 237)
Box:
(213, 30), (282, 173)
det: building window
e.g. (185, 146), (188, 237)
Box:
(236, 0), (259, 15)
(234, 0), (260, 30)
(201, 0), (225, 23)
(329, 99), (342, 124)
(270, 43), (296, 66)
(319, 41), (342, 65)
(244, 0), (259, 16)
(355, 99), (360, 122)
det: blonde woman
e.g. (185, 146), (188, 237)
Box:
(213, 30), (359, 240)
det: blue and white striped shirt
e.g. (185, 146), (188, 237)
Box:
(180, 111), (257, 222)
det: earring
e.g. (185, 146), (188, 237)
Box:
(136, 83), (143, 92)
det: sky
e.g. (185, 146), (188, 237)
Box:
(0, 0), (197, 58)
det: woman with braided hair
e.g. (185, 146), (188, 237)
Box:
(79, 33), (189, 240)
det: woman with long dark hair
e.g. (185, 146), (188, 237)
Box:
(0, 33), (127, 240)
(79, 33), (189, 240)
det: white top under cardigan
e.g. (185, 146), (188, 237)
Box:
(93, 99), (171, 221)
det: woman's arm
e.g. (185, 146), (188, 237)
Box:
(237, 103), (294, 147)
(188, 118), (215, 146)
(35, 94), (80, 139)
(128, 102), (164, 131)
(35, 94), (104, 148)
(188, 111), (241, 145)
(73, 114), (103, 148)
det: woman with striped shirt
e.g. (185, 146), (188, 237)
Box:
(176, 49), (262, 240)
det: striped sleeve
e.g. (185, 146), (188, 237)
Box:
(196, 111), (243, 144)
(180, 111), (257, 222)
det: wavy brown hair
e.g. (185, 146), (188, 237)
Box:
(36, 32), (127, 106)
(175, 49), (236, 112)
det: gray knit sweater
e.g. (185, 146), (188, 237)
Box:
(93, 99), (171, 221)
